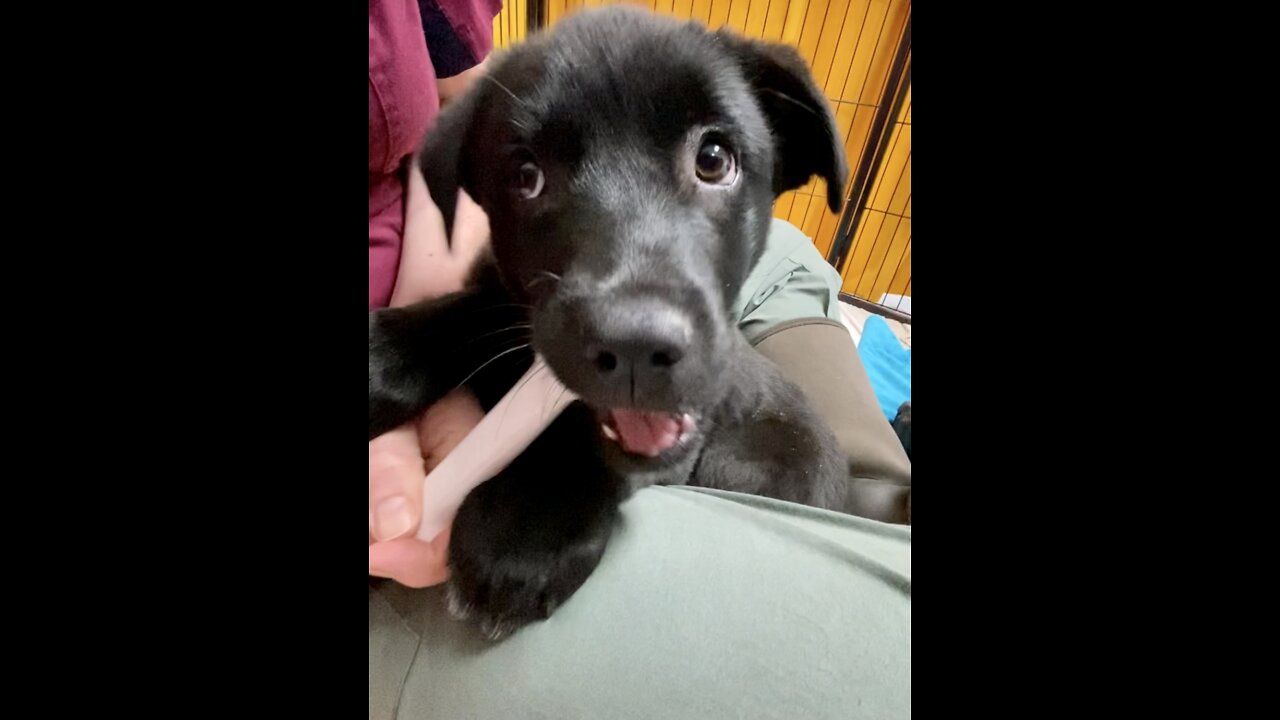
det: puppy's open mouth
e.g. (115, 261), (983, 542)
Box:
(600, 409), (696, 457)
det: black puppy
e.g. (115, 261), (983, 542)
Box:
(370, 7), (850, 639)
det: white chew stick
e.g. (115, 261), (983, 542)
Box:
(416, 356), (578, 541)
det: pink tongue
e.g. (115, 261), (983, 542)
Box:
(609, 409), (681, 457)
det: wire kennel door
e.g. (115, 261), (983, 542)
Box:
(827, 6), (910, 323)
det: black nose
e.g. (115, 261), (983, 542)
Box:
(584, 297), (691, 378)
(592, 338), (685, 374)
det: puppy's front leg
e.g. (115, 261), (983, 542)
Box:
(445, 401), (624, 640)
(369, 285), (528, 440)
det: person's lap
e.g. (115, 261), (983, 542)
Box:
(369, 220), (911, 717)
(370, 486), (910, 720)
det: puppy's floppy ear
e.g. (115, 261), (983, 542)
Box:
(717, 33), (849, 213)
(417, 84), (486, 240)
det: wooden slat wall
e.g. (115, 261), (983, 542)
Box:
(493, 0), (911, 307)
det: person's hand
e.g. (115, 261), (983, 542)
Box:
(389, 156), (490, 307)
(437, 57), (489, 107)
(369, 388), (485, 586)
(372, 125), (492, 586)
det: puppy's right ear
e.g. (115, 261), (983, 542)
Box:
(417, 85), (485, 240)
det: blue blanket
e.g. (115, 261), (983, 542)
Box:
(857, 315), (911, 423)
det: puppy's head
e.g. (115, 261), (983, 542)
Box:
(421, 7), (846, 463)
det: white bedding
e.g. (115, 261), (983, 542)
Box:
(838, 300), (911, 350)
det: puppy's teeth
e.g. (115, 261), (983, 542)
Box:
(601, 424), (619, 441)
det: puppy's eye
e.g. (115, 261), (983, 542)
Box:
(695, 141), (736, 185)
(515, 161), (544, 199)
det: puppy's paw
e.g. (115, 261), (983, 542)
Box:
(892, 401), (911, 460)
(440, 401), (621, 640)
(445, 525), (609, 641)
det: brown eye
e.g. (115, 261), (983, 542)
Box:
(516, 161), (544, 199)
(695, 141), (736, 185)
